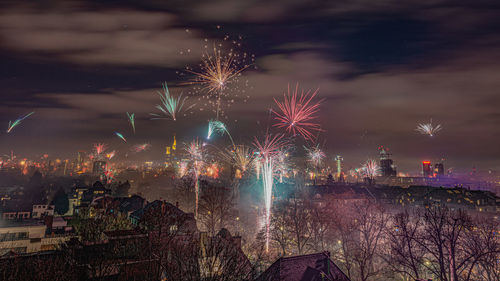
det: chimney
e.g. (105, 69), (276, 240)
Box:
(175, 201), (179, 208)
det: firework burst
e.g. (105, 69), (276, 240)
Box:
(94, 143), (107, 155)
(207, 119), (235, 147)
(177, 160), (189, 178)
(219, 145), (254, 177)
(362, 159), (381, 179)
(273, 83), (323, 141)
(151, 82), (194, 121)
(131, 143), (151, 153)
(305, 144), (326, 168)
(6, 112), (34, 133)
(183, 35), (254, 118)
(186, 139), (205, 217)
(416, 119), (442, 137)
(126, 112), (135, 134)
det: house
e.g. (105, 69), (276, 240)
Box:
(0, 220), (72, 254)
(32, 204), (54, 218)
(257, 252), (351, 281)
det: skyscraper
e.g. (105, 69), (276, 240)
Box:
(422, 161), (432, 177)
(434, 163), (444, 176)
(334, 155), (343, 181)
(379, 146), (396, 177)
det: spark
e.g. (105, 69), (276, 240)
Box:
(416, 119), (442, 137)
(131, 143), (151, 153)
(305, 144), (326, 168)
(126, 112), (135, 134)
(185, 44), (251, 118)
(253, 134), (287, 252)
(151, 82), (194, 121)
(273, 83), (323, 141)
(6, 112), (34, 133)
(186, 139), (205, 217)
(177, 160), (189, 178)
(106, 150), (116, 160)
(114, 132), (127, 142)
(362, 159), (381, 179)
(219, 145), (254, 177)
(275, 149), (289, 183)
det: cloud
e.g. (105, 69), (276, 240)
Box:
(0, 8), (204, 67)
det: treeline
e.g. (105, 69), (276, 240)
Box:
(263, 192), (499, 281)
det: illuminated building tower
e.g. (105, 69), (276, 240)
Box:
(422, 161), (432, 177)
(434, 163), (444, 176)
(379, 146), (397, 177)
(334, 155), (343, 181)
(165, 135), (178, 167)
(92, 160), (107, 178)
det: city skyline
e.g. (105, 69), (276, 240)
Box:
(1, 1), (500, 172)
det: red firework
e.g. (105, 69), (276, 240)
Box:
(272, 83), (323, 141)
(253, 134), (287, 159)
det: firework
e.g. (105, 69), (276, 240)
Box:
(273, 84), (323, 141)
(362, 159), (381, 179)
(94, 143), (107, 155)
(416, 119), (442, 137)
(106, 150), (116, 160)
(126, 112), (135, 134)
(186, 139), (205, 217)
(275, 149), (289, 183)
(177, 160), (189, 178)
(131, 143), (151, 153)
(6, 112), (34, 133)
(207, 119), (235, 146)
(185, 41), (252, 118)
(253, 134), (287, 251)
(114, 132), (127, 142)
(151, 82), (193, 121)
(219, 145), (254, 177)
(305, 144), (326, 168)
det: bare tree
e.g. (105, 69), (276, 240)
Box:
(385, 210), (426, 280)
(197, 181), (237, 236)
(332, 201), (389, 281)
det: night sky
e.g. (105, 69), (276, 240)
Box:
(1, 1), (499, 173)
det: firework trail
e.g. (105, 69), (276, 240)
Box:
(106, 150), (116, 160)
(362, 159), (381, 179)
(131, 143), (151, 153)
(114, 132), (127, 142)
(253, 134), (287, 252)
(219, 145), (254, 178)
(6, 112), (34, 133)
(186, 139), (205, 217)
(185, 42), (252, 118)
(151, 82), (194, 121)
(126, 112), (135, 134)
(207, 119), (235, 147)
(416, 119), (442, 137)
(273, 83), (323, 142)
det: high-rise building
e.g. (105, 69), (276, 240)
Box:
(434, 163), (444, 176)
(165, 135), (178, 167)
(422, 161), (432, 177)
(379, 147), (396, 177)
(92, 160), (107, 178)
(334, 155), (343, 181)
